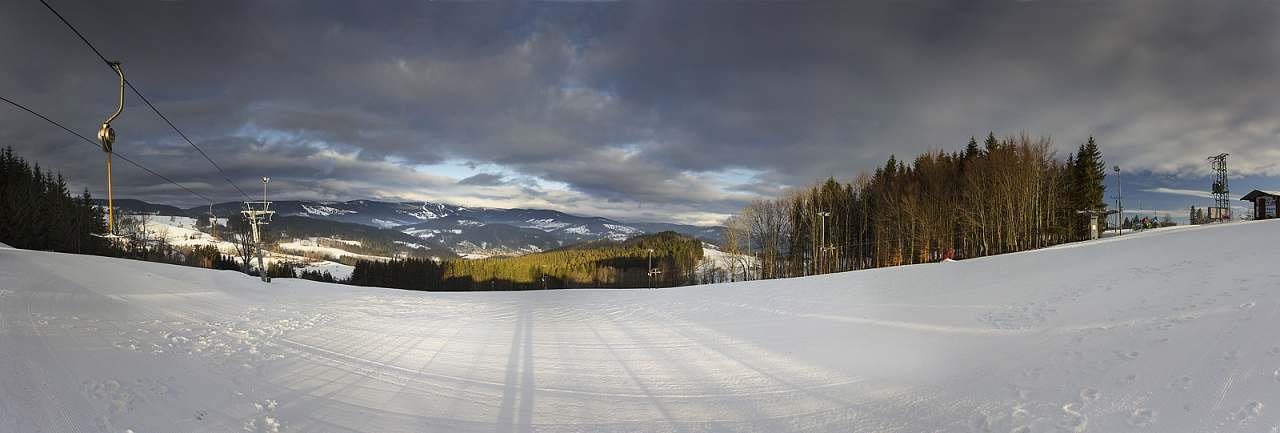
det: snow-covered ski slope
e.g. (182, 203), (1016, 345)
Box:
(2, 221), (1279, 432)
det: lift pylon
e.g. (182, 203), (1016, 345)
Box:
(241, 177), (275, 282)
(1208, 153), (1230, 222)
(207, 203), (219, 243)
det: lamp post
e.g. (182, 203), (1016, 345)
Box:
(646, 248), (654, 289)
(1113, 166), (1122, 235)
(818, 211), (830, 274)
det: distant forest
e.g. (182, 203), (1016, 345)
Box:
(346, 231), (705, 291)
(723, 133), (1110, 279)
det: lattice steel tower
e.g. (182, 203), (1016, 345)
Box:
(242, 177), (275, 282)
(1208, 153), (1230, 220)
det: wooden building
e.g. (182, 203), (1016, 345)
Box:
(1240, 190), (1279, 220)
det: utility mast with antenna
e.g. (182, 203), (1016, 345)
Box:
(242, 177), (275, 282)
(1208, 153), (1230, 222)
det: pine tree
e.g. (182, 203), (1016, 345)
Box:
(1069, 136), (1107, 239)
(964, 136), (980, 159)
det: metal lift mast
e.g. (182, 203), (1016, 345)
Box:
(1208, 153), (1230, 221)
(241, 177), (275, 282)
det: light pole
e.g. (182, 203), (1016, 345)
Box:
(818, 211), (830, 274)
(646, 248), (655, 289)
(1114, 167), (1124, 233)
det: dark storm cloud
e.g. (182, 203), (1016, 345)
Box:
(580, 1), (1280, 181)
(2, 0), (1278, 224)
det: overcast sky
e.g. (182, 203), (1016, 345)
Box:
(3, 0), (1278, 225)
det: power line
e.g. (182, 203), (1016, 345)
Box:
(36, 0), (251, 200)
(1, 95), (216, 204)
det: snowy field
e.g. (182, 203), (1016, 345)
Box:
(1, 221), (1279, 432)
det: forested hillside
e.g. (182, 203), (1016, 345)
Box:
(1, 147), (260, 274)
(726, 133), (1109, 278)
(347, 231), (704, 291)
(0, 147), (110, 254)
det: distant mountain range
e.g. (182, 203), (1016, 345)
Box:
(99, 199), (725, 258)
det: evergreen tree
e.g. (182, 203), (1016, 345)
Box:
(983, 132), (999, 154)
(1070, 136), (1107, 239)
(964, 136), (980, 159)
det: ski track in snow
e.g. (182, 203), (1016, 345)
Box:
(1, 220), (1280, 432)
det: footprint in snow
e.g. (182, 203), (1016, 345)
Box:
(967, 411), (991, 432)
(1126, 408), (1157, 428)
(1060, 402), (1088, 432)
(244, 399), (283, 433)
(1079, 388), (1100, 405)
(1117, 374), (1138, 387)
(1114, 350), (1141, 360)
(253, 399), (278, 411)
(1168, 375), (1194, 391)
(1231, 402), (1264, 425)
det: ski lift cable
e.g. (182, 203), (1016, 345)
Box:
(1, 95), (216, 205)
(36, 0), (252, 201)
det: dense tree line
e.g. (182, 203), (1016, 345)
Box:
(348, 257), (445, 290)
(346, 231), (704, 291)
(0, 147), (251, 271)
(0, 147), (110, 254)
(724, 133), (1108, 278)
(298, 268), (338, 283)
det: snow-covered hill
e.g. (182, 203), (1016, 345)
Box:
(2, 221), (1279, 432)
(124, 214), (360, 280)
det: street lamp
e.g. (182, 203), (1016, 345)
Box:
(644, 249), (663, 289)
(818, 211), (830, 274)
(1113, 166), (1122, 235)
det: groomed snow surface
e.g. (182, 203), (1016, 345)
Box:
(2, 221), (1279, 432)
